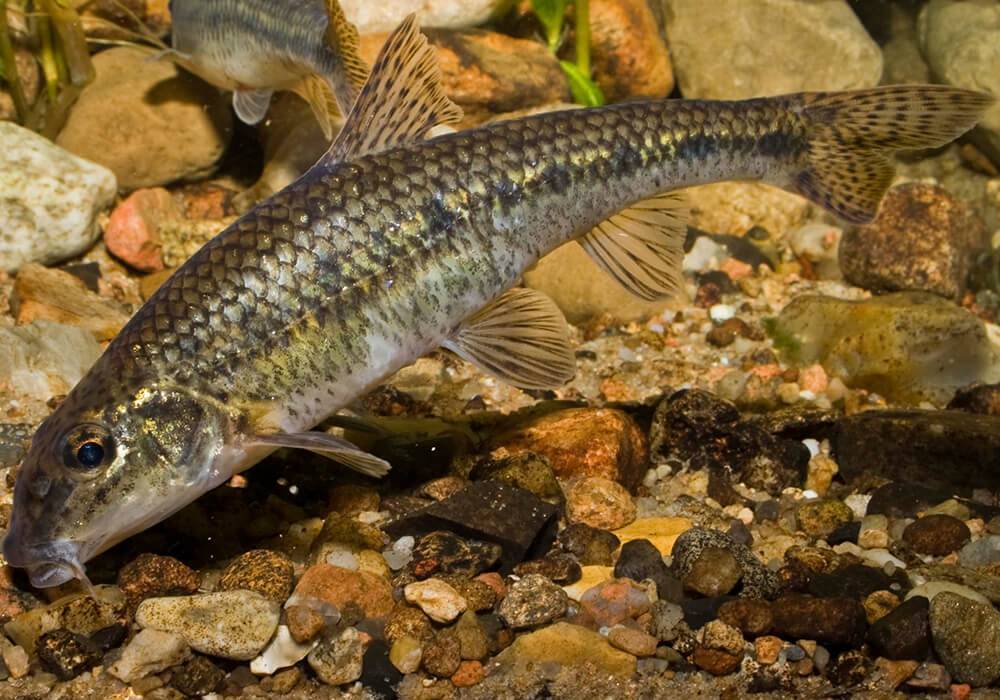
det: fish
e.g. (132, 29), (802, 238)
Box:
(3, 14), (992, 589)
(162, 0), (369, 139)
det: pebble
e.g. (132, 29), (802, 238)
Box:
(903, 515), (971, 557)
(717, 598), (773, 637)
(682, 545), (742, 597)
(702, 619), (745, 655)
(118, 553), (200, 610)
(868, 596), (930, 662)
(1, 643), (29, 679)
(102, 187), (178, 271)
(444, 577), (497, 612)
(858, 514), (891, 549)
(422, 633), (461, 678)
(308, 626), (364, 686)
(135, 591), (280, 661)
(614, 538), (682, 602)
(556, 523), (621, 566)
(649, 600), (685, 642)
(906, 662), (952, 692)
(863, 590), (901, 625)
(56, 46), (231, 189)
(672, 527), (779, 599)
(451, 659), (486, 687)
(771, 594), (867, 647)
(566, 476), (637, 530)
(489, 407), (648, 490)
(579, 578), (653, 627)
(958, 535), (1000, 568)
(451, 611), (489, 661)
(404, 579), (468, 624)
(797, 499), (855, 539)
(514, 553), (582, 585)
(217, 549), (295, 603)
(108, 628), (191, 683)
(607, 624), (658, 657)
(929, 591), (1000, 687)
(495, 622), (636, 677)
(471, 451), (565, 506)
(291, 564), (394, 620)
(285, 605), (328, 644)
(0, 122), (116, 272)
(250, 625), (317, 675)
(170, 655), (226, 696)
(12, 264), (129, 342)
(907, 581), (991, 606)
(498, 574), (567, 629)
(384, 605), (435, 645)
(691, 647), (743, 676)
(389, 635), (423, 674)
(755, 636), (783, 665)
(35, 629), (101, 681)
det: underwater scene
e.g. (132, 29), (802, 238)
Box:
(0, 0), (999, 697)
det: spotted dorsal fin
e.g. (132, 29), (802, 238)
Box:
(321, 13), (462, 165)
(323, 0), (369, 112)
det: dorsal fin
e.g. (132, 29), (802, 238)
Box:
(322, 0), (369, 112)
(321, 13), (463, 165)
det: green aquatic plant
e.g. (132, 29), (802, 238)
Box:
(530, 0), (604, 107)
(0, 0), (94, 134)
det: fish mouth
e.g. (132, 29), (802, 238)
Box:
(3, 530), (88, 589)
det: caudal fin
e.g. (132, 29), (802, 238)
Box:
(793, 85), (994, 224)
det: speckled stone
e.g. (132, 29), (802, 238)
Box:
(308, 626), (364, 686)
(672, 527), (779, 599)
(556, 523), (621, 566)
(566, 477), (637, 530)
(498, 574), (568, 629)
(903, 515), (971, 557)
(170, 655), (225, 696)
(217, 549), (294, 603)
(929, 591), (1000, 687)
(35, 629), (101, 680)
(117, 553), (199, 609)
(135, 591), (280, 661)
(384, 604), (435, 645)
(796, 499), (855, 539)
(422, 633), (461, 678)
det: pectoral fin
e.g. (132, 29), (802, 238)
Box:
(580, 191), (689, 300)
(321, 13), (462, 165)
(442, 288), (575, 390)
(290, 75), (340, 140)
(248, 431), (390, 478)
(322, 0), (369, 112)
(233, 89), (274, 125)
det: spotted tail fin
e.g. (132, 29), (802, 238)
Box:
(792, 85), (993, 224)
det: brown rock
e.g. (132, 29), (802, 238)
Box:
(292, 565), (393, 621)
(588, 0), (674, 102)
(718, 598), (773, 637)
(103, 188), (180, 272)
(423, 633), (461, 678)
(451, 659), (486, 687)
(566, 477), (637, 530)
(286, 604), (326, 644)
(118, 554), (199, 610)
(490, 408), (648, 490)
(691, 647), (743, 676)
(384, 604), (435, 645)
(217, 550), (294, 603)
(771, 594), (867, 647)
(327, 484), (381, 514)
(11, 264), (129, 341)
(755, 635), (783, 665)
(359, 29), (569, 127)
(607, 624), (658, 657)
(902, 515), (971, 557)
(839, 183), (987, 300)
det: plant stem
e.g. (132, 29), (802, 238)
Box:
(0, 0), (30, 123)
(574, 0), (590, 77)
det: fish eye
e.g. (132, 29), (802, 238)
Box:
(61, 425), (114, 472)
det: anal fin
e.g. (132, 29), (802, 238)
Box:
(233, 89), (274, 125)
(580, 191), (689, 301)
(443, 288), (575, 390)
(248, 431), (390, 478)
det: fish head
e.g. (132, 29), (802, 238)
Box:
(4, 379), (233, 588)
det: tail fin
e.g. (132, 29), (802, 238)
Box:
(792, 85), (994, 224)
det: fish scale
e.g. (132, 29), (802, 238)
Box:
(4, 12), (991, 589)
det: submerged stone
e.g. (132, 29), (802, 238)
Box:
(767, 292), (998, 404)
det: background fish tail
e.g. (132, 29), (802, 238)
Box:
(789, 85), (994, 224)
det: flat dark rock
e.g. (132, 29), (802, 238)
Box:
(832, 410), (1000, 492)
(384, 480), (560, 573)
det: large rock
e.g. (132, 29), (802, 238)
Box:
(589, 0), (674, 102)
(768, 292), (999, 404)
(342, 0), (507, 33)
(663, 0), (882, 99)
(0, 321), (101, 399)
(0, 122), (116, 272)
(57, 46), (231, 190)
(359, 29), (569, 127)
(839, 183), (987, 299)
(929, 591), (1000, 687)
(494, 622), (636, 677)
(685, 182), (816, 237)
(918, 0), (1000, 157)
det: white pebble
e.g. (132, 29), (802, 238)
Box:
(325, 549), (359, 570)
(656, 463), (673, 479)
(642, 469), (658, 489)
(801, 439), (821, 458)
(709, 304), (736, 322)
(844, 494), (871, 520)
(799, 389), (816, 401)
(801, 489), (819, 500)
(393, 536), (416, 554)
(860, 548), (906, 569)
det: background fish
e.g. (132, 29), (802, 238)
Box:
(164, 0), (369, 138)
(3, 15), (991, 589)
